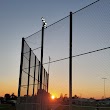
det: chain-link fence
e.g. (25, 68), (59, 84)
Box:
(17, 0), (110, 110)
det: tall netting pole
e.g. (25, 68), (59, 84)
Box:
(69, 12), (72, 110)
(40, 26), (44, 90)
(38, 61), (40, 91)
(18, 37), (24, 98)
(47, 74), (49, 93)
(27, 48), (31, 96)
(47, 57), (50, 92)
(40, 18), (47, 110)
(33, 56), (36, 95)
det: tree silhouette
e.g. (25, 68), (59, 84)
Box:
(4, 94), (10, 101)
(10, 93), (17, 100)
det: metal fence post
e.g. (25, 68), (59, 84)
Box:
(38, 61), (40, 91)
(40, 25), (44, 90)
(47, 73), (49, 92)
(44, 69), (46, 90)
(27, 48), (31, 96)
(69, 12), (72, 110)
(33, 56), (36, 95)
(47, 56), (50, 92)
(18, 37), (24, 97)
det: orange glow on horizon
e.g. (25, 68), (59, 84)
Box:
(0, 81), (18, 97)
(51, 95), (55, 100)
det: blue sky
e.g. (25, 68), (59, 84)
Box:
(0, 0), (110, 98)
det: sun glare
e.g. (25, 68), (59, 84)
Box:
(51, 95), (55, 100)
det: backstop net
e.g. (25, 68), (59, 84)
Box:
(16, 37), (49, 110)
(17, 0), (110, 110)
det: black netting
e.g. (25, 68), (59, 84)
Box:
(20, 39), (48, 97)
(20, 0), (110, 99)
(72, 0), (110, 99)
(18, 0), (110, 109)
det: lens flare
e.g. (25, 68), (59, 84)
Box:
(51, 95), (55, 100)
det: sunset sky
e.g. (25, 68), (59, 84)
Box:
(0, 0), (110, 99)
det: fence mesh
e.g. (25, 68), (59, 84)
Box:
(17, 0), (110, 110)
(21, 39), (49, 96)
(72, 0), (110, 99)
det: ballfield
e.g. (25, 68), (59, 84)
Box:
(0, 104), (16, 110)
(56, 105), (110, 110)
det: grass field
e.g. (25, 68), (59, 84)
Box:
(0, 104), (16, 110)
(55, 105), (110, 110)
(1, 104), (109, 110)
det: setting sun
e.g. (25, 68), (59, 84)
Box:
(51, 95), (55, 100)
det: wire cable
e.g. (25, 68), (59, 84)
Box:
(23, 47), (41, 54)
(24, 0), (100, 39)
(72, 0), (100, 15)
(23, 46), (110, 70)
(43, 46), (110, 65)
